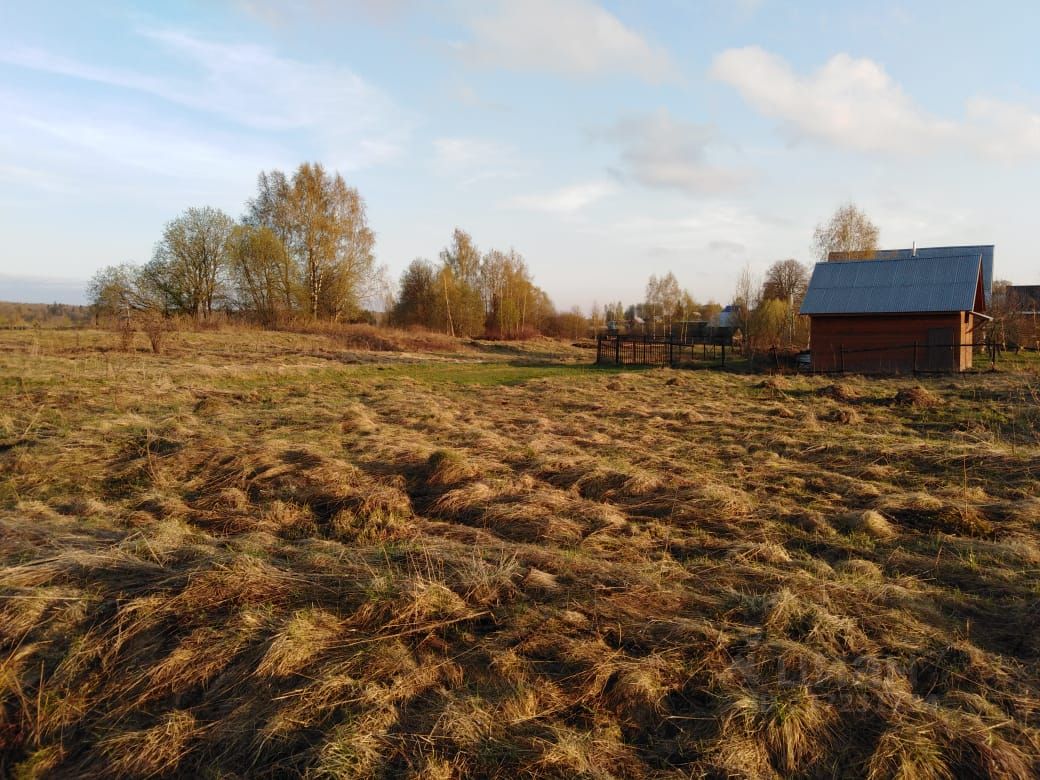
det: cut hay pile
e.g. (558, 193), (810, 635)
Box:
(815, 382), (860, 402)
(836, 509), (898, 539)
(823, 406), (862, 425)
(756, 376), (790, 399)
(895, 385), (943, 407)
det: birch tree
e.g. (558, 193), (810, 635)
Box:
(813, 203), (880, 261)
(247, 163), (376, 320)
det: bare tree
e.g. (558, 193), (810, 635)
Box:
(812, 203), (880, 261)
(734, 266), (796, 355)
(658, 272), (681, 337)
(588, 300), (604, 333)
(733, 265), (762, 351)
(763, 259), (810, 303)
(144, 206), (234, 320)
(987, 279), (1036, 351)
(87, 263), (149, 322)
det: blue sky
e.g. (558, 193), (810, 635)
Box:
(2, 0), (1039, 308)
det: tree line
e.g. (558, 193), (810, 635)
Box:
(389, 229), (555, 339)
(731, 203), (882, 352)
(88, 162), (582, 342)
(597, 204), (882, 353)
(90, 163), (382, 328)
(598, 272), (722, 339)
(89, 186), (885, 349)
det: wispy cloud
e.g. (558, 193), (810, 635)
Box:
(508, 181), (618, 213)
(454, 0), (675, 82)
(0, 160), (71, 193)
(0, 84), (286, 190)
(608, 207), (771, 252)
(1, 29), (409, 169)
(593, 109), (751, 195)
(431, 137), (522, 185)
(236, 0), (415, 26)
(711, 46), (1040, 160)
(14, 113), (282, 183)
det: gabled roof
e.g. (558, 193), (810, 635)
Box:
(800, 254), (984, 316)
(828, 245), (994, 304)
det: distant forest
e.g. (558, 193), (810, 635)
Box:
(0, 302), (93, 328)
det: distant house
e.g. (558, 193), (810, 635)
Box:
(1005, 285), (1040, 313)
(998, 285), (1040, 349)
(710, 305), (741, 345)
(800, 248), (991, 373)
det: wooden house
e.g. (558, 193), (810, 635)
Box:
(800, 250), (990, 373)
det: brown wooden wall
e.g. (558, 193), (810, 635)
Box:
(810, 312), (980, 373)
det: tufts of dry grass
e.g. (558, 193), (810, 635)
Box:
(0, 330), (1038, 778)
(816, 382), (860, 402)
(837, 509), (899, 540)
(895, 384), (944, 407)
(424, 449), (479, 487)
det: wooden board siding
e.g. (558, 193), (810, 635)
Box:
(810, 312), (971, 373)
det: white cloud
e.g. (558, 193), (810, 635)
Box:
(0, 30), (409, 170)
(594, 109), (750, 195)
(455, 0), (675, 82)
(711, 46), (1040, 160)
(966, 97), (1040, 160)
(509, 181), (618, 213)
(608, 206), (772, 253)
(431, 137), (522, 185)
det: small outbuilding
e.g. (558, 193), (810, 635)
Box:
(800, 249), (991, 373)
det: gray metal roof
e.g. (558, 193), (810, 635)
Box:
(828, 245), (994, 304)
(800, 254), (983, 315)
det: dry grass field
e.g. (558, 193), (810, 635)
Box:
(1, 328), (1039, 778)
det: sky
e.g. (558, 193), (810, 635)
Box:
(1, 0), (1039, 309)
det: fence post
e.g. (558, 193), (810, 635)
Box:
(615, 336), (621, 365)
(668, 340), (674, 366)
(839, 344), (844, 374)
(596, 335), (602, 364)
(721, 343), (726, 367)
(913, 342), (917, 375)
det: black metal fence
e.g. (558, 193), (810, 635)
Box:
(596, 334), (731, 367)
(597, 334), (1005, 374)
